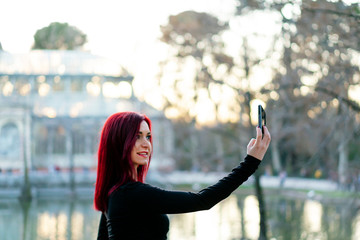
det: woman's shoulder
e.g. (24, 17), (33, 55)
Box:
(110, 181), (150, 196)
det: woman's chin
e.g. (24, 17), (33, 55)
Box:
(138, 159), (148, 166)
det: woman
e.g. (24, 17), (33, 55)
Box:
(94, 112), (271, 240)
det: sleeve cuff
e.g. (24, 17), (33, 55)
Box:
(244, 154), (262, 166)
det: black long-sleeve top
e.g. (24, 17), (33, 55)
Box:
(97, 155), (261, 240)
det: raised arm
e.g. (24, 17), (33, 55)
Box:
(109, 126), (271, 215)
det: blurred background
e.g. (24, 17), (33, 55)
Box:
(0, 0), (359, 239)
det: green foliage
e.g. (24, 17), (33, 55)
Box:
(32, 22), (87, 50)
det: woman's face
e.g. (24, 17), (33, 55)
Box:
(131, 120), (152, 170)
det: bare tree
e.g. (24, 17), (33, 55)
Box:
(236, 0), (360, 184)
(158, 10), (272, 240)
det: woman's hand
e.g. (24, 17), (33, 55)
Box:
(246, 126), (271, 161)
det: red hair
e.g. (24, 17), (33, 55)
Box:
(94, 112), (152, 212)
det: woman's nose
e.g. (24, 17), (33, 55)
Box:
(141, 138), (150, 148)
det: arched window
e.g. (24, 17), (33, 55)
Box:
(0, 123), (20, 160)
(34, 125), (48, 155)
(53, 125), (66, 154)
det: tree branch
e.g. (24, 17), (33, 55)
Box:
(315, 85), (360, 112)
(262, 83), (360, 112)
(303, 7), (360, 20)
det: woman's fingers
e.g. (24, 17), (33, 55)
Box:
(263, 126), (271, 145)
(247, 138), (256, 149)
(256, 126), (262, 141)
(247, 126), (271, 161)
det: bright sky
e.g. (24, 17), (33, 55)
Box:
(0, 0), (236, 70)
(1, 0), (284, 123)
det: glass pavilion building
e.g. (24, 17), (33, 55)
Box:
(0, 50), (174, 182)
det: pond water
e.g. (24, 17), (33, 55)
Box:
(0, 191), (359, 240)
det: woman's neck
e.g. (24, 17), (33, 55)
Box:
(133, 167), (138, 181)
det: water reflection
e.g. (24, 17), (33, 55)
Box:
(0, 193), (358, 240)
(243, 195), (260, 239)
(0, 199), (99, 240)
(37, 212), (68, 239)
(353, 212), (360, 240)
(303, 200), (323, 233)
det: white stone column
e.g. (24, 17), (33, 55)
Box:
(24, 108), (32, 170)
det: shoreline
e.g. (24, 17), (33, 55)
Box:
(0, 174), (357, 202)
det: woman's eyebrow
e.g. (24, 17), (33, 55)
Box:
(138, 131), (151, 135)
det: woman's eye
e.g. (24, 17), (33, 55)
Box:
(146, 135), (151, 140)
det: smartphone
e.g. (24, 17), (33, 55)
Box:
(258, 105), (266, 136)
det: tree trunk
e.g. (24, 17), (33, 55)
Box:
(254, 172), (267, 240)
(67, 200), (75, 240)
(215, 134), (225, 172)
(270, 113), (281, 174)
(237, 198), (247, 239)
(190, 125), (200, 171)
(271, 140), (281, 175)
(244, 91), (268, 240)
(338, 136), (349, 189)
(20, 200), (31, 240)
(337, 104), (350, 189)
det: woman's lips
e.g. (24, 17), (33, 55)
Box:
(137, 152), (148, 158)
